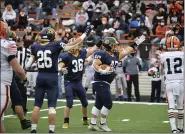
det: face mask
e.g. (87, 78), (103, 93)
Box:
(80, 10), (84, 13)
(161, 22), (165, 26)
(125, 0), (129, 3)
(114, 1), (119, 6)
(102, 21), (106, 24)
(96, 9), (101, 13)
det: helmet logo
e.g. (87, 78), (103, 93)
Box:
(104, 39), (110, 44)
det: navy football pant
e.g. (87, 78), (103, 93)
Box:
(64, 81), (88, 108)
(34, 73), (58, 108)
(92, 82), (113, 110)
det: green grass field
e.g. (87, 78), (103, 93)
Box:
(4, 99), (171, 133)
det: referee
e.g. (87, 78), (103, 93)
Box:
(12, 37), (31, 115)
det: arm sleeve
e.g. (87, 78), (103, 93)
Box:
(58, 53), (68, 65)
(93, 51), (104, 63)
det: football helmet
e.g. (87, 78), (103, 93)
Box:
(40, 27), (55, 42)
(165, 36), (180, 50)
(0, 21), (10, 39)
(103, 37), (119, 52)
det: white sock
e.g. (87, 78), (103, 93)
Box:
(177, 113), (183, 129)
(49, 125), (55, 132)
(91, 117), (97, 125)
(100, 117), (106, 125)
(169, 118), (176, 131)
(31, 124), (37, 130)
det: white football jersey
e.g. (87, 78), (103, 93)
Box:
(1, 38), (17, 85)
(160, 51), (184, 83)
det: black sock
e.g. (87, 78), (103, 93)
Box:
(64, 118), (69, 123)
(83, 117), (87, 121)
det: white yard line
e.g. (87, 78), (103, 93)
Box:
(27, 98), (168, 105)
(5, 103), (83, 118)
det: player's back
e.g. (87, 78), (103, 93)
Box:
(31, 41), (63, 73)
(1, 38), (16, 85)
(160, 51), (184, 83)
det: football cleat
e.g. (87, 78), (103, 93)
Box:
(88, 124), (101, 131)
(83, 120), (89, 125)
(177, 128), (184, 133)
(49, 130), (54, 133)
(172, 130), (177, 133)
(62, 123), (69, 129)
(30, 129), (37, 133)
(99, 123), (112, 132)
(21, 119), (31, 130)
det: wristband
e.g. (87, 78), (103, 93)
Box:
(80, 33), (87, 40)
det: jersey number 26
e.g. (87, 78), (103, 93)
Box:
(37, 50), (52, 68)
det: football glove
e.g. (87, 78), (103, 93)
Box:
(99, 68), (113, 75)
(85, 25), (94, 36)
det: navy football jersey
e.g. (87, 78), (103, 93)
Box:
(58, 49), (87, 81)
(31, 41), (64, 73)
(93, 50), (119, 84)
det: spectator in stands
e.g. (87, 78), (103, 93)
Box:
(152, 7), (168, 34)
(168, 0), (183, 18)
(138, 31), (151, 71)
(23, 26), (35, 40)
(2, 4), (16, 26)
(18, 9), (28, 30)
(57, 0), (65, 9)
(120, 9), (131, 25)
(152, 20), (168, 44)
(178, 10), (184, 26)
(129, 15), (141, 29)
(135, 20), (150, 37)
(96, 17), (111, 37)
(123, 51), (142, 102)
(75, 7), (89, 33)
(41, 0), (57, 20)
(112, 13), (129, 40)
(120, 0), (132, 13)
(140, 14), (152, 29)
(110, 0), (120, 19)
(95, 0), (109, 14)
(41, 19), (53, 29)
(82, 0), (96, 20)
(173, 23), (184, 42)
(23, 0), (41, 20)
(63, 28), (73, 43)
(91, 7), (103, 29)
(4, 0), (24, 16)
(82, 0), (96, 11)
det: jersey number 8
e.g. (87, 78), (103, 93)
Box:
(37, 50), (52, 68)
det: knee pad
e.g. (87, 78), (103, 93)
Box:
(101, 106), (109, 116)
(92, 106), (100, 116)
(48, 107), (56, 114)
(104, 101), (113, 110)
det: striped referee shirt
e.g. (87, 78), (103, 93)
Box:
(17, 47), (31, 69)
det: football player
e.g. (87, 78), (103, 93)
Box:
(88, 36), (146, 132)
(26, 26), (93, 133)
(58, 37), (101, 129)
(0, 21), (27, 133)
(160, 36), (184, 133)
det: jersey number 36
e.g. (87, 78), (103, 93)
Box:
(37, 50), (52, 68)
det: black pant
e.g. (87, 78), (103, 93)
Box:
(150, 80), (161, 102)
(126, 74), (140, 102)
(11, 75), (28, 113)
